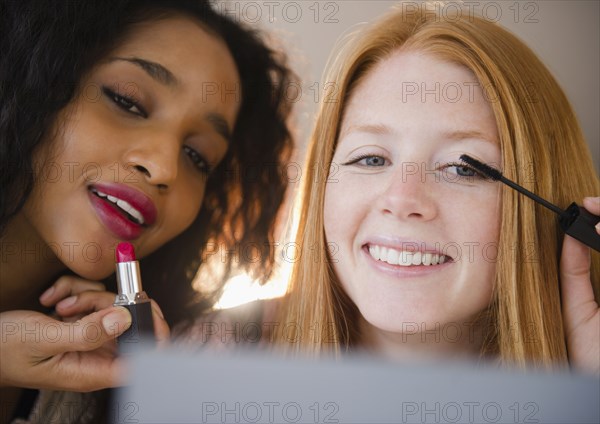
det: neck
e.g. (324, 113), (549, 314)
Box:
(0, 213), (65, 312)
(358, 316), (487, 363)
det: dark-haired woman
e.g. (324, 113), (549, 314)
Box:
(0, 1), (295, 421)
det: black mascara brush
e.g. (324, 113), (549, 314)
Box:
(460, 154), (600, 252)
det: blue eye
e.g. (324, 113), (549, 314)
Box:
(343, 154), (387, 167)
(102, 87), (147, 118)
(443, 163), (483, 179)
(454, 165), (477, 177)
(183, 146), (209, 174)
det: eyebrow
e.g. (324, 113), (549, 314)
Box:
(442, 130), (497, 145)
(340, 123), (391, 138)
(206, 113), (232, 144)
(109, 56), (179, 87)
(342, 125), (496, 144)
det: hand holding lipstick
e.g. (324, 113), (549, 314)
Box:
(0, 275), (169, 392)
(560, 196), (600, 375)
(43, 274), (170, 349)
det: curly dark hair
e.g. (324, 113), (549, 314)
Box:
(0, 0), (295, 325)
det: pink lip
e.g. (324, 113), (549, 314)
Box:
(87, 182), (157, 241)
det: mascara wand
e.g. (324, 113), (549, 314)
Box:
(460, 154), (600, 252)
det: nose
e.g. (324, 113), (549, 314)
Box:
(123, 131), (179, 190)
(376, 163), (438, 221)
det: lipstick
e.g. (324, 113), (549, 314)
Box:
(114, 242), (155, 351)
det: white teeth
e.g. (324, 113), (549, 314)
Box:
(399, 250), (412, 266)
(369, 245), (380, 260)
(380, 246), (388, 260)
(387, 248), (399, 264)
(116, 199), (144, 224)
(368, 245), (449, 267)
(91, 188), (145, 225)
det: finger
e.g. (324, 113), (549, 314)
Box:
(582, 196), (600, 214)
(67, 356), (130, 391)
(150, 300), (170, 348)
(582, 197), (600, 235)
(55, 291), (116, 317)
(560, 235), (598, 332)
(57, 295), (170, 346)
(61, 313), (87, 324)
(0, 311), (128, 391)
(39, 307), (132, 357)
(36, 349), (130, 392)
(40, 275), (105, 307)
(92, 356), (130, 390)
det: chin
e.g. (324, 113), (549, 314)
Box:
(360, 303), (449, 334)
(59, 256), (115, 281)
(359, 306), (414, 333)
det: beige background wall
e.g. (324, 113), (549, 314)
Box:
(218, 0), (600, 174)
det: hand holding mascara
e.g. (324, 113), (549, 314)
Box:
(114, 242), (156, 352)
(460, 155), (600, 252)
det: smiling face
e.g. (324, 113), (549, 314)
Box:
(324, 50), (502, 350)
(21, 15), (241, 279)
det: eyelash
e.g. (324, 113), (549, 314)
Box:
(183, 146), (210, 174)
(102, 87), (148, 118)
(442, 162), (485, 178)
(342, 154), (387, 167)
(103, 87), (210, 175)
(342, 155), (484, 179)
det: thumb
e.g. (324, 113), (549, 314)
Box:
(560, 235), (596, 329)
(41, 307), (132, 356)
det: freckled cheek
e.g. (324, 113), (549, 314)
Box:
(454, 205), (499, 264)
(323, 177), (368, 247)
(468, 190), (502, 245)
(323, 194), (337, 243)
(323, 189), (346, 244)
(436, 189), (500, 256)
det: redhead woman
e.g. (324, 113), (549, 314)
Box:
(272, 2), (599, 373)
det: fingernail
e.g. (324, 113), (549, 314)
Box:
(102, 307), (132, 335)
(39, 286), (55, 302)
(56, 295), (77, 309)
